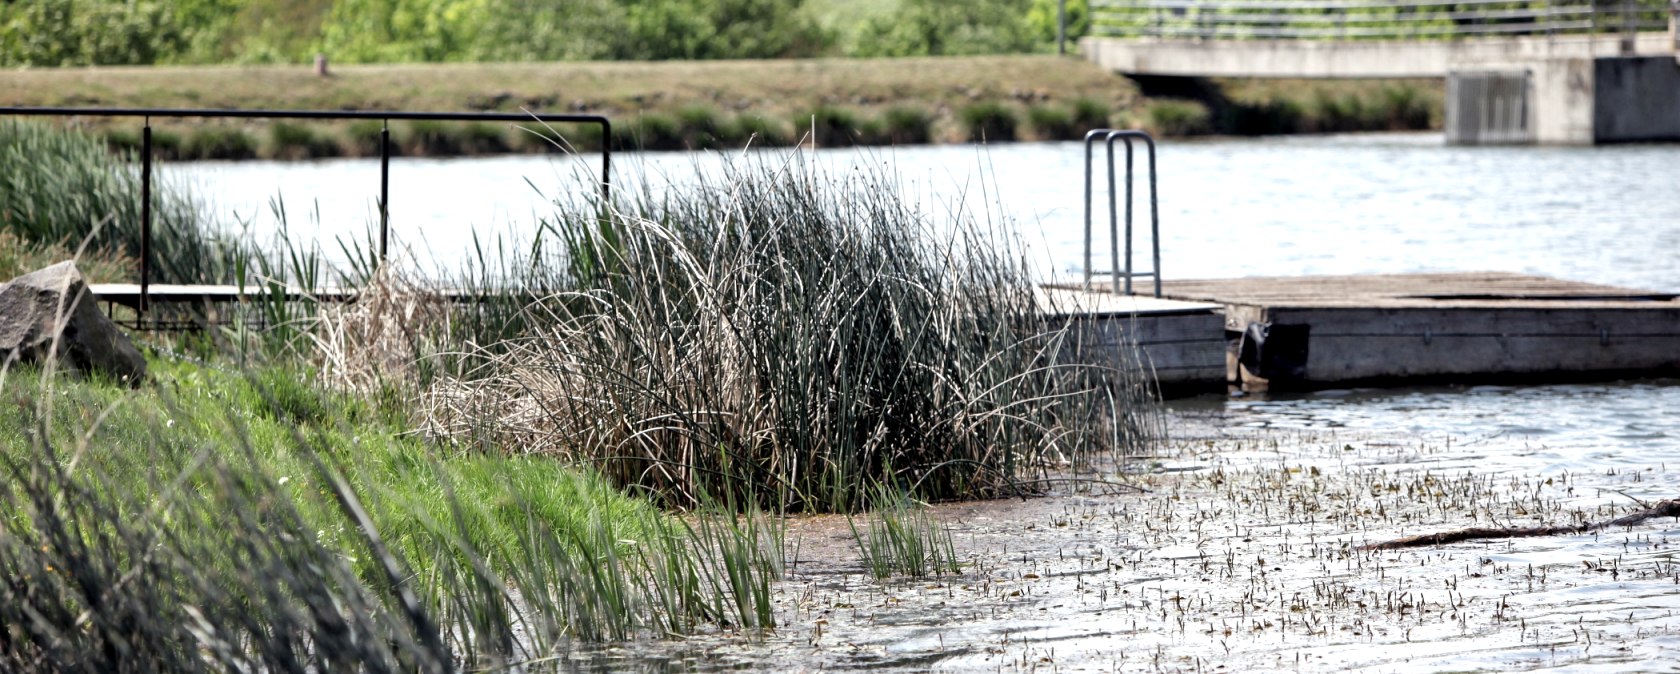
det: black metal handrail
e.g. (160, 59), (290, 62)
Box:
(0, 106), (611, 315)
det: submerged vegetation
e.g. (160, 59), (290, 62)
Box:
(0, 120), (1161, 668)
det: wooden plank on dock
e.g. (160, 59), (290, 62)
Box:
(1040, 287), (1228, 390)
(1150, 272), (1680, 389)
(1158, 272), (1677, 308)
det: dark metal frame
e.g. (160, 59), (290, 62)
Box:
(0, 106), (611, 316)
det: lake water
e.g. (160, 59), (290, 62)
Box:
(171, 133), (1680, 292)
(172, 134), (1680, 671)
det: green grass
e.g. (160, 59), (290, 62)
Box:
(0, 354), (788, 668)
(849, 488), (961, 579)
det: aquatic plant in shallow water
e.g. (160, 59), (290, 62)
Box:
(850, 487), (962, 578)
(418, 153), (1161, 512)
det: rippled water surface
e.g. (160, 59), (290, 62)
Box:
(171, 135), (1680, 671)
(173, 133), (1680, 291)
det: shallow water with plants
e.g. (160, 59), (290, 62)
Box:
(6, 122), (1678, 671)
(556, 383), (1680, 671)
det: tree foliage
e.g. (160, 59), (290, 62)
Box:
(1, 0), (1048, 66)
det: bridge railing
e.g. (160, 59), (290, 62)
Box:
(1091, 0), (1672, 40)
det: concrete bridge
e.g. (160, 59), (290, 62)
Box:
(1082, 0), (1680, 144)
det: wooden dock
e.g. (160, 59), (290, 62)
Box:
(90, 273), (1680, 393)
(1049, 272), (1680, 393)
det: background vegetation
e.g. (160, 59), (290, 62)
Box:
(0, 0), (1067, 66)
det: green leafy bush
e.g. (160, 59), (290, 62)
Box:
(1027, 104), (1076, 140)
(881, 106), (934, 145)
(1145, 99), (1212, 136)
(959, 101), (1019, 142)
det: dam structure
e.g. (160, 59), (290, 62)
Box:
(1082, 0), (1680, 145)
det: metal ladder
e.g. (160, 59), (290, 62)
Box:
(1082, 129), (1162, 298)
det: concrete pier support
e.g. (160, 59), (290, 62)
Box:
(1450, 56), (1680, 145)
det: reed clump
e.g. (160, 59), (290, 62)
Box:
(418, 156), (1159, 512)
(0, 119), (235, 285)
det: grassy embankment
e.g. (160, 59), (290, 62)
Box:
(0, 118), (1160, 669)
(0, 56), (1442, 159)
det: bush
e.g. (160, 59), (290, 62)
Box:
(456, 122), (512, 154)
(881, 106), (934, 145)
(342, 119), (390, 157)
(1026, 104), (1076, 140)
(675, 105), (734, 150)
(398, 120), (460, 156)
(958, 101), (1019, 143)
(184, 127), (258, 160)
(733, 113), (791, 147)
(269, 121), (341, 159)
(104, 128), (185, 160)
(1070, 97), (1111, 133)
(799, 105), (870, 147)
(1144, 99), (1212, 136)
(613, 113), (685, 151)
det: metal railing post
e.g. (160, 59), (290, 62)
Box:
(1105, 132), (1128, 295)
(140, 120), (152, 318)
(1082, 130), (1102, 290)
(379, 120), (390, 263)
(1143, 133), (1162, 298)
(1082, 129), (1163, 298)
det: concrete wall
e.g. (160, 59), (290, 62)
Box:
(1530, 58), (1597, 145)
(1082, 33), (1674, 79)
(1593, 56), (1680, 142)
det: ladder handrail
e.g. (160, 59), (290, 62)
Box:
(1082, 129), (1162, 298)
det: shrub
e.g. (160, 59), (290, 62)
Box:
(343, 119), (390, 157)
(733, 113), (791, 147)
(184, 126), (258, 160)
(104, 128), (184, 160)
(613, 113), (684, 151)
(399, 120), (460, 156)
(1026, 104), (1076, 140)
(881, 106), (934, 145)
(269, 121), (341, 159)
(1070, 97), (1111, 133)
(1144, 99), (1212, 136)
(1379, 84), (1434, 130)
(958, 101), (1019, 143)
(675, 105), (733, 150)
(456, 122), (512, 154)
(799, 105), (870, 147)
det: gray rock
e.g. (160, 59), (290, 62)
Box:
(0, 261), (146, 384)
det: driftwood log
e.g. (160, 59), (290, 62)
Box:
(1360, 499), (1680, 551)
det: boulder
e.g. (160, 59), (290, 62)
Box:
(0, 261), (146, 384)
